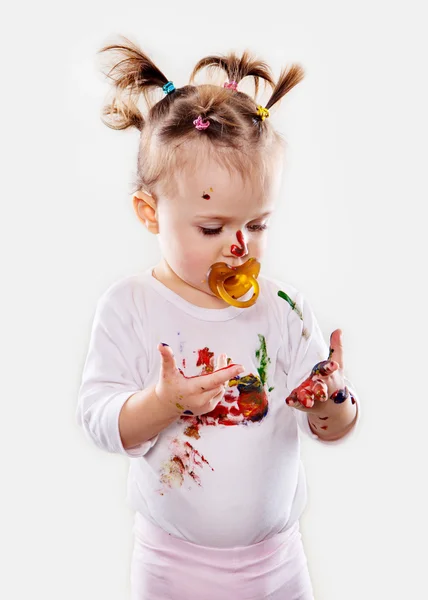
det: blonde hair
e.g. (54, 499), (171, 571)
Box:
(98, 36), (305, 198)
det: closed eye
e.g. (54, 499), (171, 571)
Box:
(198, 223), (268, 236)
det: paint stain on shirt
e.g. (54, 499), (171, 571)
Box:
(158, 337), (273, 494)
(278, 290), (310, 340)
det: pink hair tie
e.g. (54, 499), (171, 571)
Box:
(223, 80), (238, 90)
(193, 115), (210, 130)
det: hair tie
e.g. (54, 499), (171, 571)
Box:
(223, 80), (238, 90)
(193, 115), (210, 130)
(162, 81), (176, 95)
(256, 105), (270, 121)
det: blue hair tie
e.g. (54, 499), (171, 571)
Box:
(163, 81), (175, 95)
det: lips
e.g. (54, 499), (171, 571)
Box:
(206, 258), (261, 308)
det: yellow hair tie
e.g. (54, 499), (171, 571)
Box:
(256, 105), (270, 121)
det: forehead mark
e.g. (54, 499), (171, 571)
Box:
(201, 186), (214, 200)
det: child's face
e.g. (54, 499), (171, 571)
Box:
(135, 154), (282, 305)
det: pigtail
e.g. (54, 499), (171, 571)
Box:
(265, 64), (305, 111)
(97, 36), (171, 131)
(189, 50), (275, 98)
(94, 36), (305, 198)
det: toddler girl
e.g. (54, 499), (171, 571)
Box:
(77, 36), (360, 600)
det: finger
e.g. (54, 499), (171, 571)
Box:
(286, 396), (308, 410)
(290, 401), (307, 411)
(211, 354), (227, 376)
(296, 388), (315, 408)
(312, 380), (329, 402)
(203, 362), (245, 391)
(311, 360), (339, 378)
(286, 398), (300, 408)
(285, 390), (299, 407)
(217, 353), (228, 371)
(209, 355), (225, 395)
(211, 384), (226, 401)
(157, 343), (178, 374)
(328, 329), (344, 370)
(218, 354), (229, 391)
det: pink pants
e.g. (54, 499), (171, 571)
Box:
(130, 512), (315, 600)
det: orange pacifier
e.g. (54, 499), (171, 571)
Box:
(207, 257), (261, 308)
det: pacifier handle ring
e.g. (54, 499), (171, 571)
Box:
(217, 276), (259, 308)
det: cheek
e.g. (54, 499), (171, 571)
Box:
(173, 231), (211, 268)
(181, 231), (207, 257)
(249, 234), (268, 256)
(160, 218), (194, 252)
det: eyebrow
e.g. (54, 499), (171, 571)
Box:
(194, 211), (273, 221)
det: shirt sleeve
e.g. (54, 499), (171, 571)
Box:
(285, 290), (361, 445)
(76, 289), (159, 457)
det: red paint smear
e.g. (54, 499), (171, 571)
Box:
(236, 229), (245, 248)
(171, 364), (271, 491)
(181, 362), (241, 381)
(184, 441), (211, 467)
(182, 358), (186, 368)
(181, 384), (269, 429)
(196, 347), (214, 369)
(164, 441), (214, 489)
(230, 230), (248, 257)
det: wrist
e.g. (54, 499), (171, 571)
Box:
(153, 384), (184, 418)
(119, 385), (179, 450)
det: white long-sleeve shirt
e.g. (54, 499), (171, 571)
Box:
(76, 265), (360, 548)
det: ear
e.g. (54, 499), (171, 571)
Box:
(133, 190), (159, 234)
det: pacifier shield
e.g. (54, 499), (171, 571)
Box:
(207, 258), (261, 308)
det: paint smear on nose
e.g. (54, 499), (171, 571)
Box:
(230, 230), (248, 257)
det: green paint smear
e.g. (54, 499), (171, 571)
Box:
(255, 334), (271, 387)
(268, 386), (275, 392)
(278, 290), (303, 320)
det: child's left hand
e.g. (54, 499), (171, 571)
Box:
(285, 329), (350, 413)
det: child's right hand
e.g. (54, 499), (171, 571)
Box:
(155, 343), (245, 417)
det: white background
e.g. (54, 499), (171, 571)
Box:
(1, 1), (427, 598)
